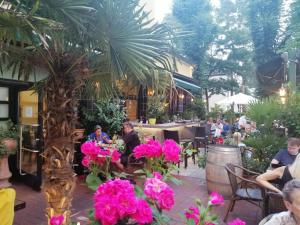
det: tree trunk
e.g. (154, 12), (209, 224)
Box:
(42, 57), (84, 224)
(205, 88), (209, 112)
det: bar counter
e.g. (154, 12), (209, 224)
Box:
(133, 121), (199, 142)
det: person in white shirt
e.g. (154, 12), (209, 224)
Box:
(238, 115), (247, 129)
(262, 179), (300, 225)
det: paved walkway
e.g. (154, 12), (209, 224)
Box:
(13, 159), (262, 225)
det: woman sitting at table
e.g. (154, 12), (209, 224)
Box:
(88, 125), (112, 144)
(256, 154), (300, 193)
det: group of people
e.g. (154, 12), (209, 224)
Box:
(87, 122), (141, 169)
(256, 138), (300, 225)
(206, 115), (257, 144)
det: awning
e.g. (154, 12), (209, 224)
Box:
(173, 77), (201, 93)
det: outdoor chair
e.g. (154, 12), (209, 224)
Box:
(194, 126), (208, 152)
(124, 153), (146, 180)
(163, 130), (192, 168)
(223, 163), (266, 222)
(14, 199), (26, 211)
(264, 191), (287, 215)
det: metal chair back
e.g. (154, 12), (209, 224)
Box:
(163, 130), (180, 144)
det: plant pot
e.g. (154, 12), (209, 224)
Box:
(0, 156), (12, 188)
(148, 118), (156, 125)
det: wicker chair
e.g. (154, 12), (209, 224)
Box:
(123, 153), (146, 180)
(224, 163), (266, 222)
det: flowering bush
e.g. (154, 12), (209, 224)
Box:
(133, 139), (181, 183)
(184, 192), (245, 225)
(90, 175), (174, 225)
(81, 141), (121, 190)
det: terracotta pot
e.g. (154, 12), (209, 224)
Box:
(0, 156), (12, 188)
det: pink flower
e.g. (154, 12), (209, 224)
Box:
(49, 215), (64, 225)
(162, 139), (181, 163)
(153, 172), (163, 180)
(227, 218), (246, 225)
(132, 199), (153, 224)
(144, 177), (175, 210)
(81, 156), (90, 167)
(209, 192), (224, 205)
(117, 193), (137, 218)
(81, 141), (98, 155)
(133, 144), (149, 159)
(146, 140), (163, 157)
(157, 187), (175, 210)
(184, 206), (200, 225)
(144, 177), (168, 199)
(111, 150), (121, 162)
(93, 179), (149, 224)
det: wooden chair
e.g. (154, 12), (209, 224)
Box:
(264, 191), (287, 215)
(224, 163), (266, 222)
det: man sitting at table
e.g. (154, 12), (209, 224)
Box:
(271, 138), (300, 167)
(88, 125), (113, 144)
(120, 122), (141, 167)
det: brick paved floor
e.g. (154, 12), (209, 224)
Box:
(13, 158), (262, 225)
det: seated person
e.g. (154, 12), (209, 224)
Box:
(262, 179), (300, 225)
(271, 138), (300, 167)
(256, 154), (300, 193)
(88, 125), (112, 144)
(120, 122), (141, 167)
(222, 120), (232, 136)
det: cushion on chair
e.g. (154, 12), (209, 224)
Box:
(236, 188), (263, 200)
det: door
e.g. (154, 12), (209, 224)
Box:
(18, 90), (43, 190)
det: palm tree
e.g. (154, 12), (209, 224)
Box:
(0, 0), (172, 224)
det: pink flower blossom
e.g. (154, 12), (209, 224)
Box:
(209, 192), (224, 205)
(144, 177), (168, 199)
(146, 140), (163, 157)
(227, 218), (246, 225)
(162, 139), (181, 163)
(93, 179), (148, 225)
(132, 199), (153, 224)
(81, 141), (99, 155)
(49, 215), (64, 225)
(184, 206), (200, 225)
(133, 144), (149, 159)
(157, 187), (175, 210)
(144, 177), (175, 210)
(153, 172), (163, 180)
(81, 156), (90, 167)
(111, 150), (121, 162)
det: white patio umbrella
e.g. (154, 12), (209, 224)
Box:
(216, 93), (257, 112)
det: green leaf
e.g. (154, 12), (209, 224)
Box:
(86, 173), (101, 191)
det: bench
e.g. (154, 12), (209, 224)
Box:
(14, 199), (26, 211)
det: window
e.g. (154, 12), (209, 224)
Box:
(0, 87), (9, 120)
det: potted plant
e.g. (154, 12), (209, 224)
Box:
(147, 97), (165, 125)
(0, 120), (18, 188)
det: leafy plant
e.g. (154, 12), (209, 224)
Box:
(246, 97), (282, 130)
(147, 96), (166, 119)
(280, 93), (300, 137)
(243, 132), (286, 173)
(0, 120), (18, 157)
(81, 99), (126, 136)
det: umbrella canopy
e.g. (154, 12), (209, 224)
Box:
(216, 93), (257, 112)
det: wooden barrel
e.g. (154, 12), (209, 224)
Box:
(205, 145), (242, 199)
